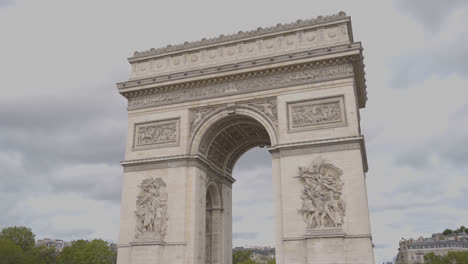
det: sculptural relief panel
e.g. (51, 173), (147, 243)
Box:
(287, 96), (346, 132)
(296, 158), (345, 230)
(133, 118), (179, 150)
(135, 178), (168, 241)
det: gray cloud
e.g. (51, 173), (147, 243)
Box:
(0, 83), (127, 169)
(394, 0), (467, 32)
(232, 147), (272, 172)
(370, 200), (437, 213)
(0, 0), (14, 7)
(375, 243), (392, 249)
(390, 33), (468, 87)
(397, 133), (468, 169)
(233, 232), (258, 240)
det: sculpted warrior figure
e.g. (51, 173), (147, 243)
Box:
(135, 178), (168, 239)
(296, 158), (345, 228)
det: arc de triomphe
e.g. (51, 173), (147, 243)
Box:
(116, 12), (375, 264)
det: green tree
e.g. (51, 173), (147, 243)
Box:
(425, 251), (468, 264)
(0, 226), (35, 251)
(0, 238), (25, 264)
(233, 249), (252, 264)
(446, 251), (468, 263)
(58, 239), (115, 264)
(442, 229), (453, 236)
(26, 245), (59, 264)
(266, 259), (276, 264)
(455, 225), (466, 234)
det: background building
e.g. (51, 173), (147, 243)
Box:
(36, 238), (72, 251)
(396, 232), (468, 264)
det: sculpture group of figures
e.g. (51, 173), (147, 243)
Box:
(292, 102), (341, 127)
(297, 158), (345, 229)
(135, 178), (168, 239)
(137, 124), (177, 146)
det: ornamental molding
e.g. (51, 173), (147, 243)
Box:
(296, 158), (345, 230)
(133, 118), (179, 150)
(126, 60), (354, 110)
(118, 43), (362, 91)
(130, 12), (349, 60)
(189, 97), (277, 137)
(128, 19), (351, 79)
(287, 95), (346, 132)
(135, 177), (168, 241)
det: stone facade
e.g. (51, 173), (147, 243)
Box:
(396, 233), (468, 264)
(116, 12), (374, 264)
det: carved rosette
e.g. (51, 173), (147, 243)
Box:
(135, 178), (168, 241)
(296, 158), (345, 229)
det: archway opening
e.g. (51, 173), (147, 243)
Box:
(197, 113), (275, 263)
(197, 114), (272, 175)
(232, 147), (275, 255)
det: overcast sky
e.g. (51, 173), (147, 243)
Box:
(1, 0), (467, 263)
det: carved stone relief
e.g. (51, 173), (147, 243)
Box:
(190, 97), (277, 138)
(135, 178), (168, 240)
(127, 63), (353, 110)
(133, 119), (179, 150)
(190, 107), (218, 136)
(296, 158), (345, 229)
(288, 96), (346, 132)
(244, 98), (278, 127)
(130, 21), (349, 79)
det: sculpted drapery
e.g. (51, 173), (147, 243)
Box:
(135, 178), (168, 239)
(297, 158), (345, 229)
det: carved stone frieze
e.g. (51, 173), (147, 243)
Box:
(131, 12), (347, 60)
(288, 96), (346, 132)
(135, 178), (168, 240)
(296, 158), (345, 229)
(128, 63), (353, 110)
(129, 22), (349, 79)
(134, 119), (179, 150)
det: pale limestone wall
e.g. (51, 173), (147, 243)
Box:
(116, 13), (373, 264)
(273, 149), (373, 264)
(276, 81), (361, 144)
(124, 108), (190, 160)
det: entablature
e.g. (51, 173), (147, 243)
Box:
(117, 13), (367, 109)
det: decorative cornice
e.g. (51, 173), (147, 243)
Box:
(118, 43), (361, 91)
(121, 155), (236, 185)
(268, 136), (368, 172)
(130, 12), (348, 60)
(121, 54), (366, 110)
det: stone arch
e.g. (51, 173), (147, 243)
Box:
(205, 181), (223, 264)
(190, 107), (278, 175)
(206, 181), (222, 209)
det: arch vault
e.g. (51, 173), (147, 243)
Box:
(116, 12), (375, 264)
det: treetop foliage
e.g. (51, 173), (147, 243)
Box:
(0, 226), (35, 251)
(0, 226), (116, 264)
(424, 251), (468, 264)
